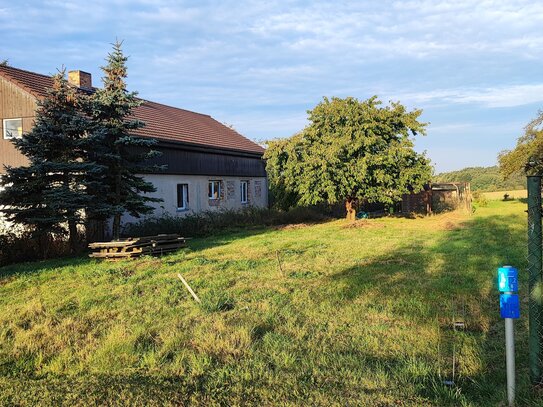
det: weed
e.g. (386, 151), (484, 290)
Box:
(200, 289), (236, 313)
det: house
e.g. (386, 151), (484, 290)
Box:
(0, 65), (268, 224)
(401, 182), (471, 215)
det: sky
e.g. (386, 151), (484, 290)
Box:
(1, 0), (542, 173)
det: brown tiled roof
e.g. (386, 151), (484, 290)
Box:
(0, 65), (264, 155)
(0, 65), (53, 98)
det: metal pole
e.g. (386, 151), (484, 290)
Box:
(505, 315), (515, 405)
(527, 176), (542, 385)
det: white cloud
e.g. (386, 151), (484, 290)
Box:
(135, 6), (203, 23)
(399, 84), (543, 108)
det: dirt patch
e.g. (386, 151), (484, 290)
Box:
(375, 258), (415, 266)
(341, 220), (384, 229)
(133, 259), (163, 271)
(0, 276), (15, 287)
(440, 220), (467, 231)
(430, 211), (469, 231)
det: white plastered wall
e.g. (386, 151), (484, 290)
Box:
(121, 174), (268, 224)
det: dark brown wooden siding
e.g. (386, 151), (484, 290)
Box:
(0, 77), (35, 173)
(402, 190), (431, 214)
(145, 144), (266, 177)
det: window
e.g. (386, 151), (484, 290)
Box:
(177, 184), (188, 210)
(208, 180), (221, 200)
(3, 118), (22, 139)
(240, 181), (248, 203)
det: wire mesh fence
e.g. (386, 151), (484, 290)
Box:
(526, 176), (543, 385)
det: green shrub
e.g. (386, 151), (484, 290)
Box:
(122, 206), (331, 238)
(0, 228), (72, 267)
(472, 191), (488, 207)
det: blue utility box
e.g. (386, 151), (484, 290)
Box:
(500, 294), (520, 319)
(498, 266), (518, 293)
(498, 266), (520, 319)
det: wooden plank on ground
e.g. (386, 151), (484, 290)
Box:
(89, 234), (187, 261)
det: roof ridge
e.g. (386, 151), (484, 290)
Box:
(0, 66), (219, 121)
(0, 65), (52, 98)
(0, 64), (54, 80)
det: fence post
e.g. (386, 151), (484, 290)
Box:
(527, 175), (543, 385)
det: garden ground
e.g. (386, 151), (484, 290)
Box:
(0, 200), (541, 406)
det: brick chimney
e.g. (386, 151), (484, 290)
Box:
(68, 70), (92, 89)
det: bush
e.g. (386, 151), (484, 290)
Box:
(0, 229), (73, 267)
(122, 206), (332, 238)
(472, 191), (488, 207)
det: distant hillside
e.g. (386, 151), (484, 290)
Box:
(434, 166), (525, 191)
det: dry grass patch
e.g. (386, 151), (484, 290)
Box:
(482, 189), (527, 200)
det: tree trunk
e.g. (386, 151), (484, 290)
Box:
(68, 218), (78, 254)
(345, 198), (357, 222)
(112, 213), (121, 241)
(38, 232), (51, 260)
(112, 163), (122, 241)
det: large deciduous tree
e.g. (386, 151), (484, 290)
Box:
(264, 96), (432, 220)
(0, 70), (94, 254)
(89, 40), (161, 240)
(499, 111), (543, 177)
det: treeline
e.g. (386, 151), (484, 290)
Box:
(434, 166), (525, 191)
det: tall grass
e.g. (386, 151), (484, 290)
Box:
(122, 206), (332, 238)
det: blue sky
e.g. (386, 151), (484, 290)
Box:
(1, 0), (542, 173)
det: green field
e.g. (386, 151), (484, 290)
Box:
(0, 200), (541, 406)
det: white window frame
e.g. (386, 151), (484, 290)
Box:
(240, 180), (248, 204)
(177, 183), (189, 210)
(208, 180), (221, 200)
(3, 118), (22, 139)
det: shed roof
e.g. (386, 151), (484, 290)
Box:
(0, 65), (264, 155)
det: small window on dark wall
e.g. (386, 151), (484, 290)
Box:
(3, 118), (22, 139)
(240, 181), (248, 203)
(208, 180), (221, 200)
(177, 184), (188, 210)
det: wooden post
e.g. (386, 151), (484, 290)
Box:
(177, 273), (201, 303)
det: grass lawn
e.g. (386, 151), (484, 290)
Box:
(1, 200), (542, 406)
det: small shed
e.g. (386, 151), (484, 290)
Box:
(402, 182), (471, 215)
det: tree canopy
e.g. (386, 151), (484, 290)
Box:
(264, 96), (432, 218)
(499, 111), (543, 177)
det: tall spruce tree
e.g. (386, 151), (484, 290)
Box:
(0, 69), (94, 254)
(89, 41), (161, 240)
